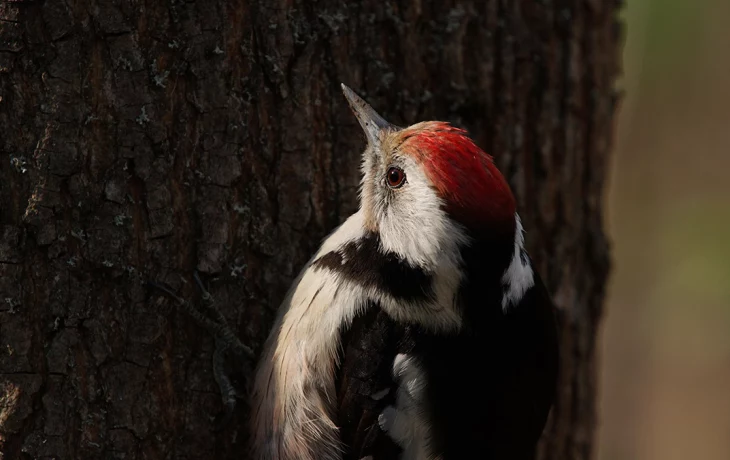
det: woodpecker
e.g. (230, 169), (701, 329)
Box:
(249, 84), (559, 460)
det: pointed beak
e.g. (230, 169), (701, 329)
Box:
(341, 83), (396, 146)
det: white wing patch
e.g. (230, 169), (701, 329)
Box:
(378, 354), (436, 460)
(501, 213), (534, 310)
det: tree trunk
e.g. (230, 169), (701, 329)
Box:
(0, 1), (620, 459)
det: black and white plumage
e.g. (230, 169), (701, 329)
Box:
(248, 85), (559, 460)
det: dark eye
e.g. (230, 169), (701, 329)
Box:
(386, 166), (406, 189)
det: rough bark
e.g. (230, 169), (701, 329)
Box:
(0, 0), (620, 459)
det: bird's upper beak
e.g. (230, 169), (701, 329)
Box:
(341, 84), (397, 147)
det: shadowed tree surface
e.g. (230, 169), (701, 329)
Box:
(0, 1), (620, 459)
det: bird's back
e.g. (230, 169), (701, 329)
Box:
(334, 269), (558, 460)
(422, 271), (558, 459)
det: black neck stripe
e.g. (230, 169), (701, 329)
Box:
(312, 232), (435, 303)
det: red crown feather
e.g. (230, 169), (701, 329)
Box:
(399, 122), (516, 234)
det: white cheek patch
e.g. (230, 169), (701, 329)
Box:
(501, 213), (534, 310)
(378, 353), (435, 460)
(375, 159), (469, 272)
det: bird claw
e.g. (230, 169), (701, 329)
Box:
(378, 405), (397, 433)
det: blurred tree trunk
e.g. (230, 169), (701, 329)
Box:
(0, 0), (620, 459)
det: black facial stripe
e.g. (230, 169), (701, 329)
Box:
(312, 232), (434, 302)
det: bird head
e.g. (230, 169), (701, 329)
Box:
(341, 84), (517, 269)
